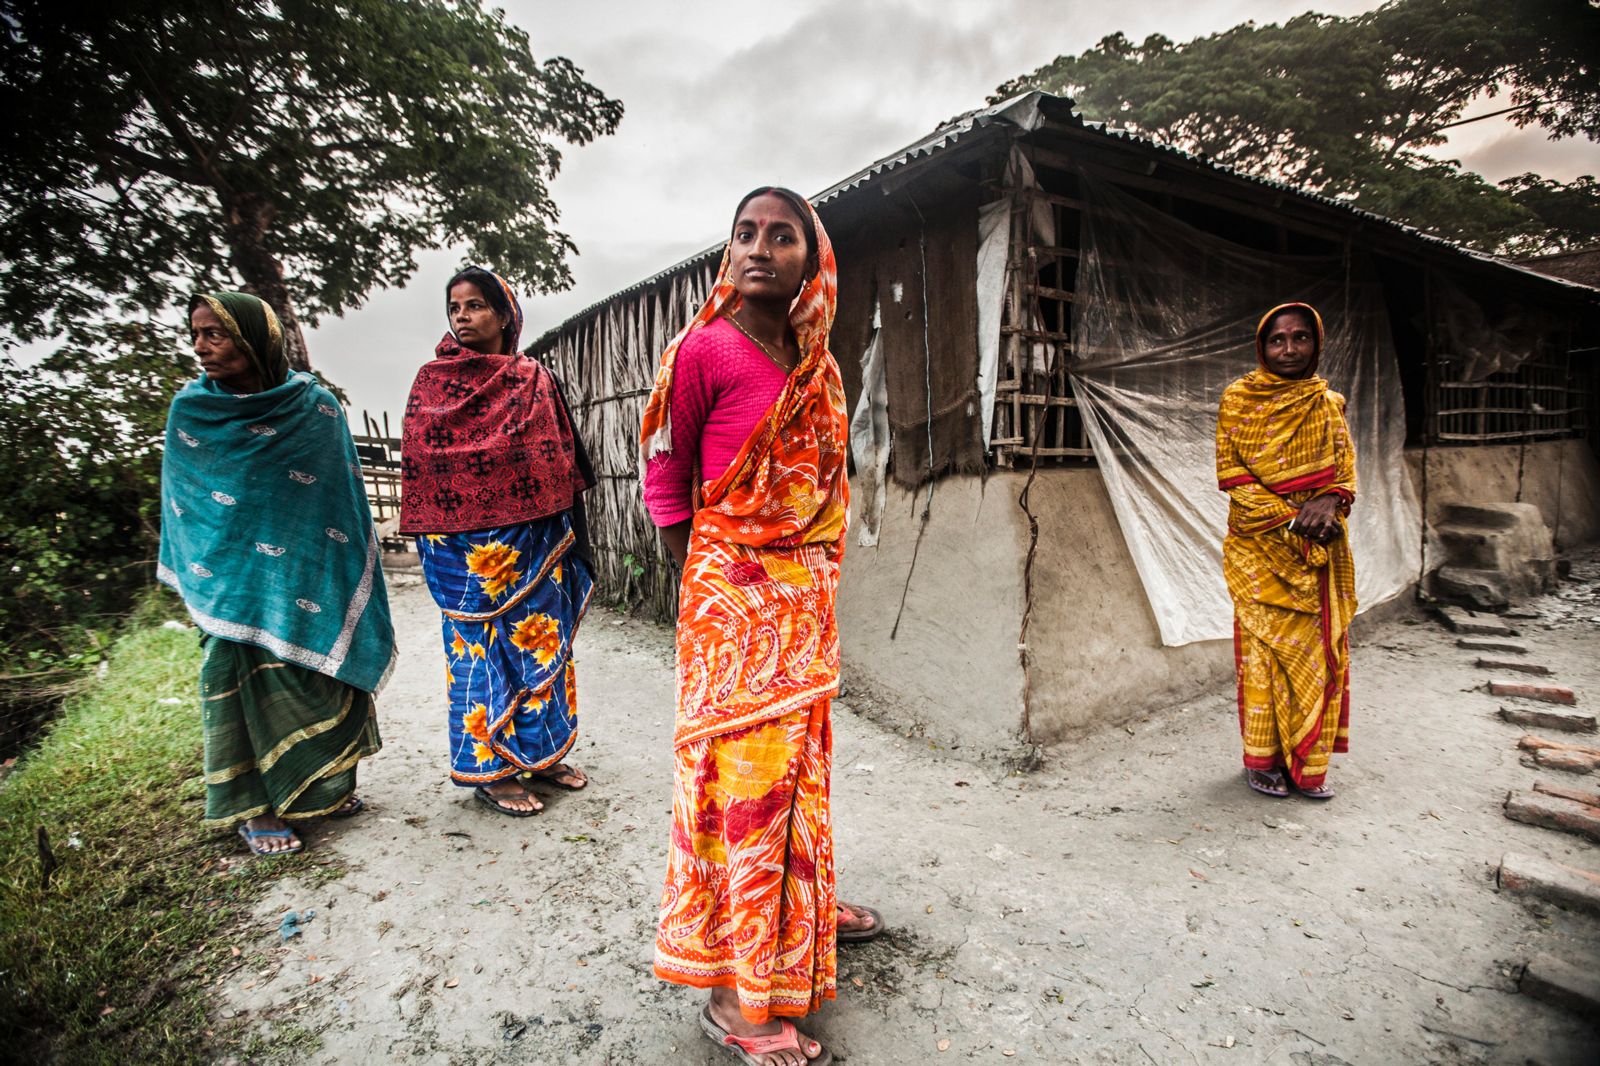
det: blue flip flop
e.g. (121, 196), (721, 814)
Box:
(238, 823), (304, 856)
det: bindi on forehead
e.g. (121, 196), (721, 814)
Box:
(738, 195), (803, 228)
(736, 213), (800, 235)
(1267, 311), (1315, 336)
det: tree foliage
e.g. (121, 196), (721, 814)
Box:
(993, 0), (1600, 253)
(0, 329), (195, 663)
(0, 0), (623, 368)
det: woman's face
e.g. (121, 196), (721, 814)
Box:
(1260, 310), (1318, 379)
(729, 194), (811, 307)
(449, 280), (510, 354)
(191, 303), (262, 393)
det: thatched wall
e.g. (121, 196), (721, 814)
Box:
(529, 257), (720, 620)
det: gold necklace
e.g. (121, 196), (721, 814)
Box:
(727, 314), (794, 373)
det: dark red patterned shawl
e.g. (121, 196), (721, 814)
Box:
(399, 333), (593, 535)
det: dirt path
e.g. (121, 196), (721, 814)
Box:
(215, 557), (1600, 1065)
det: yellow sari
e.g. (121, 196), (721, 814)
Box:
(1216, 303), (1356, 789)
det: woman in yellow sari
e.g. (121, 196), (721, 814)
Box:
(1217, 302), (1356, 800)
(642, 188), (875, 1066)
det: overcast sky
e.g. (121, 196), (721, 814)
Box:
(305, 0), (1596, 428)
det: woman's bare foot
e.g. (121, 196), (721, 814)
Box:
(837, 902), (879, 936)
(530, 762), (587, 790)
(706, 987), (825, 1066)
(241, 814), (301, 854)
(483, 778), (542, 813)
(1246, 768), (1289, 798)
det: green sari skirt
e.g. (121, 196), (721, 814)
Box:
(200, 636), (382, 825)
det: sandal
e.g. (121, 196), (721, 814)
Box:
(837, 901), (886, 944)
(328, 793), (365, 819)
(529, 762), (588, 791)
(238, 823), (303, 856)
(1245, 769), (1289, 798)
(474, 785), (542, 817)
(699, 1004), (832, 1066)
(1295, 780), (1335, 800)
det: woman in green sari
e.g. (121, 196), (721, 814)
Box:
(159, 292), (395, 855)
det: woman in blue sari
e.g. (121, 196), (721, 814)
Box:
(401, 267), (596, 815)
(161, 291), (393, 855)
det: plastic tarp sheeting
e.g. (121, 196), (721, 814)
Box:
(1429, 269), (1558, 381)
(1069, 178), (1422, 646)
(849, 301), (889, 547)
(976, 199), (1008, 451)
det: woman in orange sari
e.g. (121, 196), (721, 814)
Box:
(642, 188), (876, 1066)
(1217, 302), (1356, 801)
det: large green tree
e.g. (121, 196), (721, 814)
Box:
(994, 0), (1599, 252)
(0, 0), (623, 369)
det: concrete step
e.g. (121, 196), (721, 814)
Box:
(1436, 605), (1517, 636)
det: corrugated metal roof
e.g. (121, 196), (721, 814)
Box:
(529, 91), (1597, 349)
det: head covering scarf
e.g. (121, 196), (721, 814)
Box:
(159, 297), (396, 693)
(188, 292), (290, 390)
(400, 267), (592, 535)
(1220, 302), (1345, 499)
(1253, 301), (1324, 374)
(639, 197), (837, 470)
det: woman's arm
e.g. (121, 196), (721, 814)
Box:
(659, 521), (691, 568)
(641, 333), (712, 538)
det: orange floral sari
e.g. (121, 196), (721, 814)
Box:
(1216, 304), (1357, 789)
(644, 196), (849, 1022)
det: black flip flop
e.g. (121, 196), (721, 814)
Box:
(837, 903), (886, 944)
(1245, 769), (1289, 798)
(327, 793), (365, 819)
(474, 785), (541, 817)
(527, 763), (588, 791)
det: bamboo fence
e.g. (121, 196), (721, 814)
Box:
(528, 256), (721, 620)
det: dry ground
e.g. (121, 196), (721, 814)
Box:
(210, 554), (1600, 1065)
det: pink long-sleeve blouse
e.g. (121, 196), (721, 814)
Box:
(642, 317), (788, 527)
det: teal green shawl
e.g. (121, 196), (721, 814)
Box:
(159, 369), (396, 693)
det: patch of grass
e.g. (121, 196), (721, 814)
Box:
(0, 621), (327, 1064)
(240, 1019), (324, 1063)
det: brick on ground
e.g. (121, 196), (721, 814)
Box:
(1499, 705), (1598, 733)
(1489, 680), (1578, 705)
(1518, 736), (1600, 758)
(1505, 790), (1600, 844)
(1533, 748), (1600, 774)
(1436, 605), (1518, 636)
(1534, 779), (1600, 808)
(1457, 638), (1528, 654)
(1498, 852), (1600, 918)
(1475, 658), (1553, 676)
(1521, 954), (1600, 1020)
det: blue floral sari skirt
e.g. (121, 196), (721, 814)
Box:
(417, 514), (594, 786)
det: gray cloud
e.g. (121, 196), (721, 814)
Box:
(319, 0), (1586, 424)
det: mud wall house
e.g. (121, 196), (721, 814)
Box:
(526, 92), (1600, 755)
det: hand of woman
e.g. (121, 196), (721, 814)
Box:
(1291, 494), (1342, 544)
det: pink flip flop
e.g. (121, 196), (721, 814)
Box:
(699, 1005), (832, 1066)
